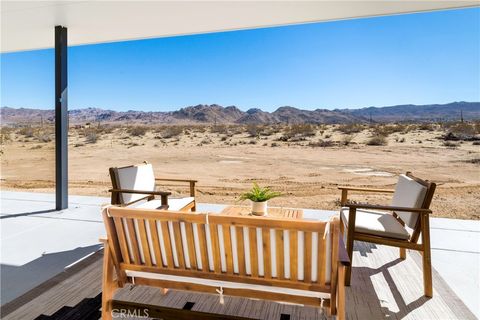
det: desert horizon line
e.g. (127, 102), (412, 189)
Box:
(2, 100), (479, 113)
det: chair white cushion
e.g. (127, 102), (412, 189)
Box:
(131, 199), (164, 210)
(391, 174), (428, 229)
(131, 197), (194, 211)
(117, 164), (155, 204)
(167, 197), (195, 211)
(340, 207), (410, 240)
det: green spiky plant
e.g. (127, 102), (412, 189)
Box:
(239, 182), (281, 202)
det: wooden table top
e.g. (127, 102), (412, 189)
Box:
(220, 205), (303, 219)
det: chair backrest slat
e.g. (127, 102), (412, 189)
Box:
(104, 207), (338, 290)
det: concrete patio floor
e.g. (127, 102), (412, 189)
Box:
(1, 190), (479, 318)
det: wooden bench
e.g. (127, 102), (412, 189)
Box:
(101, 206), (350, 319)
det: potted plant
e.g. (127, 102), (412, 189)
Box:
(239, 182), (281, 216)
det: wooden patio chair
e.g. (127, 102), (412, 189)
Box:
(338, 172), (436, 297)
(109, 162), (197, 211)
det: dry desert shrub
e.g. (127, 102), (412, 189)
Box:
(278, 124), (316, 141)
(246, 124), (261, 137)
(370, 124), (406, 136)
(0, 127), (12, 144)
(341, 134), (355, 146)
(128, 125), (148, 137)
(161, 126), (184, 139)
(443, 141), (459, 148)
(35, 131), (52, 143)
(442, 122), (478, 141)
(211, 124), (229, 134)
(366, 135), (387, 146)
(336, 123), (364, 134)
(416, 123), (436, 131)
(18, 126), (35, 138)
(309, 139), (334, 147)
(84, 128), (98, 144)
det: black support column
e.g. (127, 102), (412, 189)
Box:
(55, 26), (68, 210)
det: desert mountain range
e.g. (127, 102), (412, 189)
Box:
(1, 101), (478, 125)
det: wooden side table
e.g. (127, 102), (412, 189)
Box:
(220, 205), (303, 219)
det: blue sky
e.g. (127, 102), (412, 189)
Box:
(1, 7), (479, 112)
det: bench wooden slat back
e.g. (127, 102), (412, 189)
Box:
(103, 207), (337, 291)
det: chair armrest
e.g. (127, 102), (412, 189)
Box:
(338, 236), (351, 266)
(345, 203), (432, 213)
(155, 178), (198, 183)
(338, 186), (395, 193)
(155, 178), (197, 197)
(108, 189), (172, 196)
(99, 236), (108, 244)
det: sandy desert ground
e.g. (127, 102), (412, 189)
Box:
(1, 123), (479, 219)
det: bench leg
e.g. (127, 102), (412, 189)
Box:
(400, 247), (406, 260)
(337, 265), (346, 320)
(345, 234), (354, 286)
(102, 246), (115, 320)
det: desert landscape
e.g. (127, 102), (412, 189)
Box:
(1, 103), (479, 220)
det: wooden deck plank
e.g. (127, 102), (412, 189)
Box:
(3, 242), (476, 320)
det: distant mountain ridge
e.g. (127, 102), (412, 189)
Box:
(1, 102), (478, 125)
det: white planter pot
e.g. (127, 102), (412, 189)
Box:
(251, 201), (268, 216)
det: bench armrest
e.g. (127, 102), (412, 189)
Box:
(345, 203), (432, 213)
(338, 186), (395, 193)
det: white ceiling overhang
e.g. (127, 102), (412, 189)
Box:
(1, 0), (479, 53)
